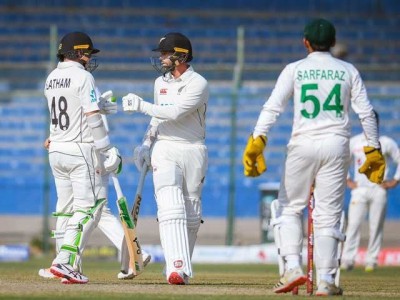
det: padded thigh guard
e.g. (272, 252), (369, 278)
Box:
(314, 227), (346, 274)
(185, 196), (201, 258)
(157, 186), (192, 278)
(55, 198), (106, 270)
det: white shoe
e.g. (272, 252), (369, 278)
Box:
(273, 266), (307, 293)
(365, 263), (376, 272)
(118, 269), (135, 280)
(38, 268), (56, 279)
(168, 271), (189, 285)
(316, 280), (343, 296)
(50, 263), (88, 284)
(117, 253), (152, 279)
(341, 261), (354, 271)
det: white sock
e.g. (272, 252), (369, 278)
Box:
(285, 254), (301, 270)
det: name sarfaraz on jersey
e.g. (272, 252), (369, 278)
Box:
(45, 78), (71, 90)
(297, 69), (345, 81)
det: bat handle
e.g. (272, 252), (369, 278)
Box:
(135, 162), (149, 196)
(111, 173), (124, 199)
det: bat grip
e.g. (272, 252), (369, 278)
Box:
(111, 173), (124, 199)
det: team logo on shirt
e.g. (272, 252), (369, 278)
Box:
(90, 89), (96, 103)
(160, 88), (167, 95)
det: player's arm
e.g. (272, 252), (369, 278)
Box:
(243, 64), (293, 177)
(381, 138), (400, 189)
(122, 78), (208, 120)
(82, 76), (121, 173)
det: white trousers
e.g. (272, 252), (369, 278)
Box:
(49, 142), (105, 266)
(276, 135), (350, 272)
(151, 140), (207, 277)
(342, 185), (387, 266)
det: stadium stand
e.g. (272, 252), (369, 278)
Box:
(0, 1), (399, 219)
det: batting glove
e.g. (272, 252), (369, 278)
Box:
(242, 134), (267, 177)
(103, 146), (122, 174)
(358, 146), (386, 184)
(133, 145), (151, 172)
(122, 93), (144, 113)
(98, 90), (117, 114)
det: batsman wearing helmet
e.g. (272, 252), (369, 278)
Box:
(44, 32), (122, 283)
(122, 32), (209, 285)
(243, 19), (385, 295)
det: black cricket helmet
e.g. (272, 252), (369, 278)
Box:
(57, 31), (100, 72)
(151, 32), (193, 75)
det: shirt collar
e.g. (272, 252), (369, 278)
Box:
(164, 65), (194, 82)
(307, 51), (333, 58)
(57, 61), (85, 70)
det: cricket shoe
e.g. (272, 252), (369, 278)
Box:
(38, 268), (56, 279)
(341, 261), (354, 271)
(273, 266), (307, 293)
(117, 253), (152, 279)
(315, 280), (343, 296)
(365, 263), (376, 272)
(50, 263), (88, 284)
(168, 271), (189, 285)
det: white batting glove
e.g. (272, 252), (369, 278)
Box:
(103, 146), (122, 174)
(133, 145), (151, 172)
(98, 90), (117, 114)
(122, 93), (144, 113)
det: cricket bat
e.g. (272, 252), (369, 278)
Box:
(111, 173), (144, 275)
(131, 163), (149, 225)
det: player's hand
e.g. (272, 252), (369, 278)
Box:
(43, 138), (51, 150)
(98, 90), (117, 114)
(103, 146), (122, 174)
(358, 146), (386, 184)
(133, 145), (151, 172)
(380, 179), (399, 189)
(122, 93), (143, 113)
(242, 134), (267, 177)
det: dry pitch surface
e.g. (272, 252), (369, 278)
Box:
(0, 257), (399, 299)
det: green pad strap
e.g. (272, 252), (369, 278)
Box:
(52, 212), (73, 217)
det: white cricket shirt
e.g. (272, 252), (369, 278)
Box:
(44, 61), (100, 144)
(141, 66), (209, 144)
(254, 52), (378, 146)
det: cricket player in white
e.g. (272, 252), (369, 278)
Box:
(342, 111), (400, 272)
(39, 93), (151, 280)
(44, 32), (122, 284)
(243, 19), (385, 296)
(122, 32), (208, 285)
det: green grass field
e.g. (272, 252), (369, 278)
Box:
(0, 256), (399, 299)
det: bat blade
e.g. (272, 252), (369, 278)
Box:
(117, 196), (144, 273)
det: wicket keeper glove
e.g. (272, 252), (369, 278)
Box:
(98, 90), (117, 114)
(358, 146), (386, 184)
(242, 134), (267, 177)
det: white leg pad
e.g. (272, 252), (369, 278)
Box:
(314, 227), (345, 274)
(278, 215), (303, 257)
(185, 196), (201, 258)
(157, 186), (192, 278)
(53, 199), (105, 271)
(271, 200), (285, 276)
